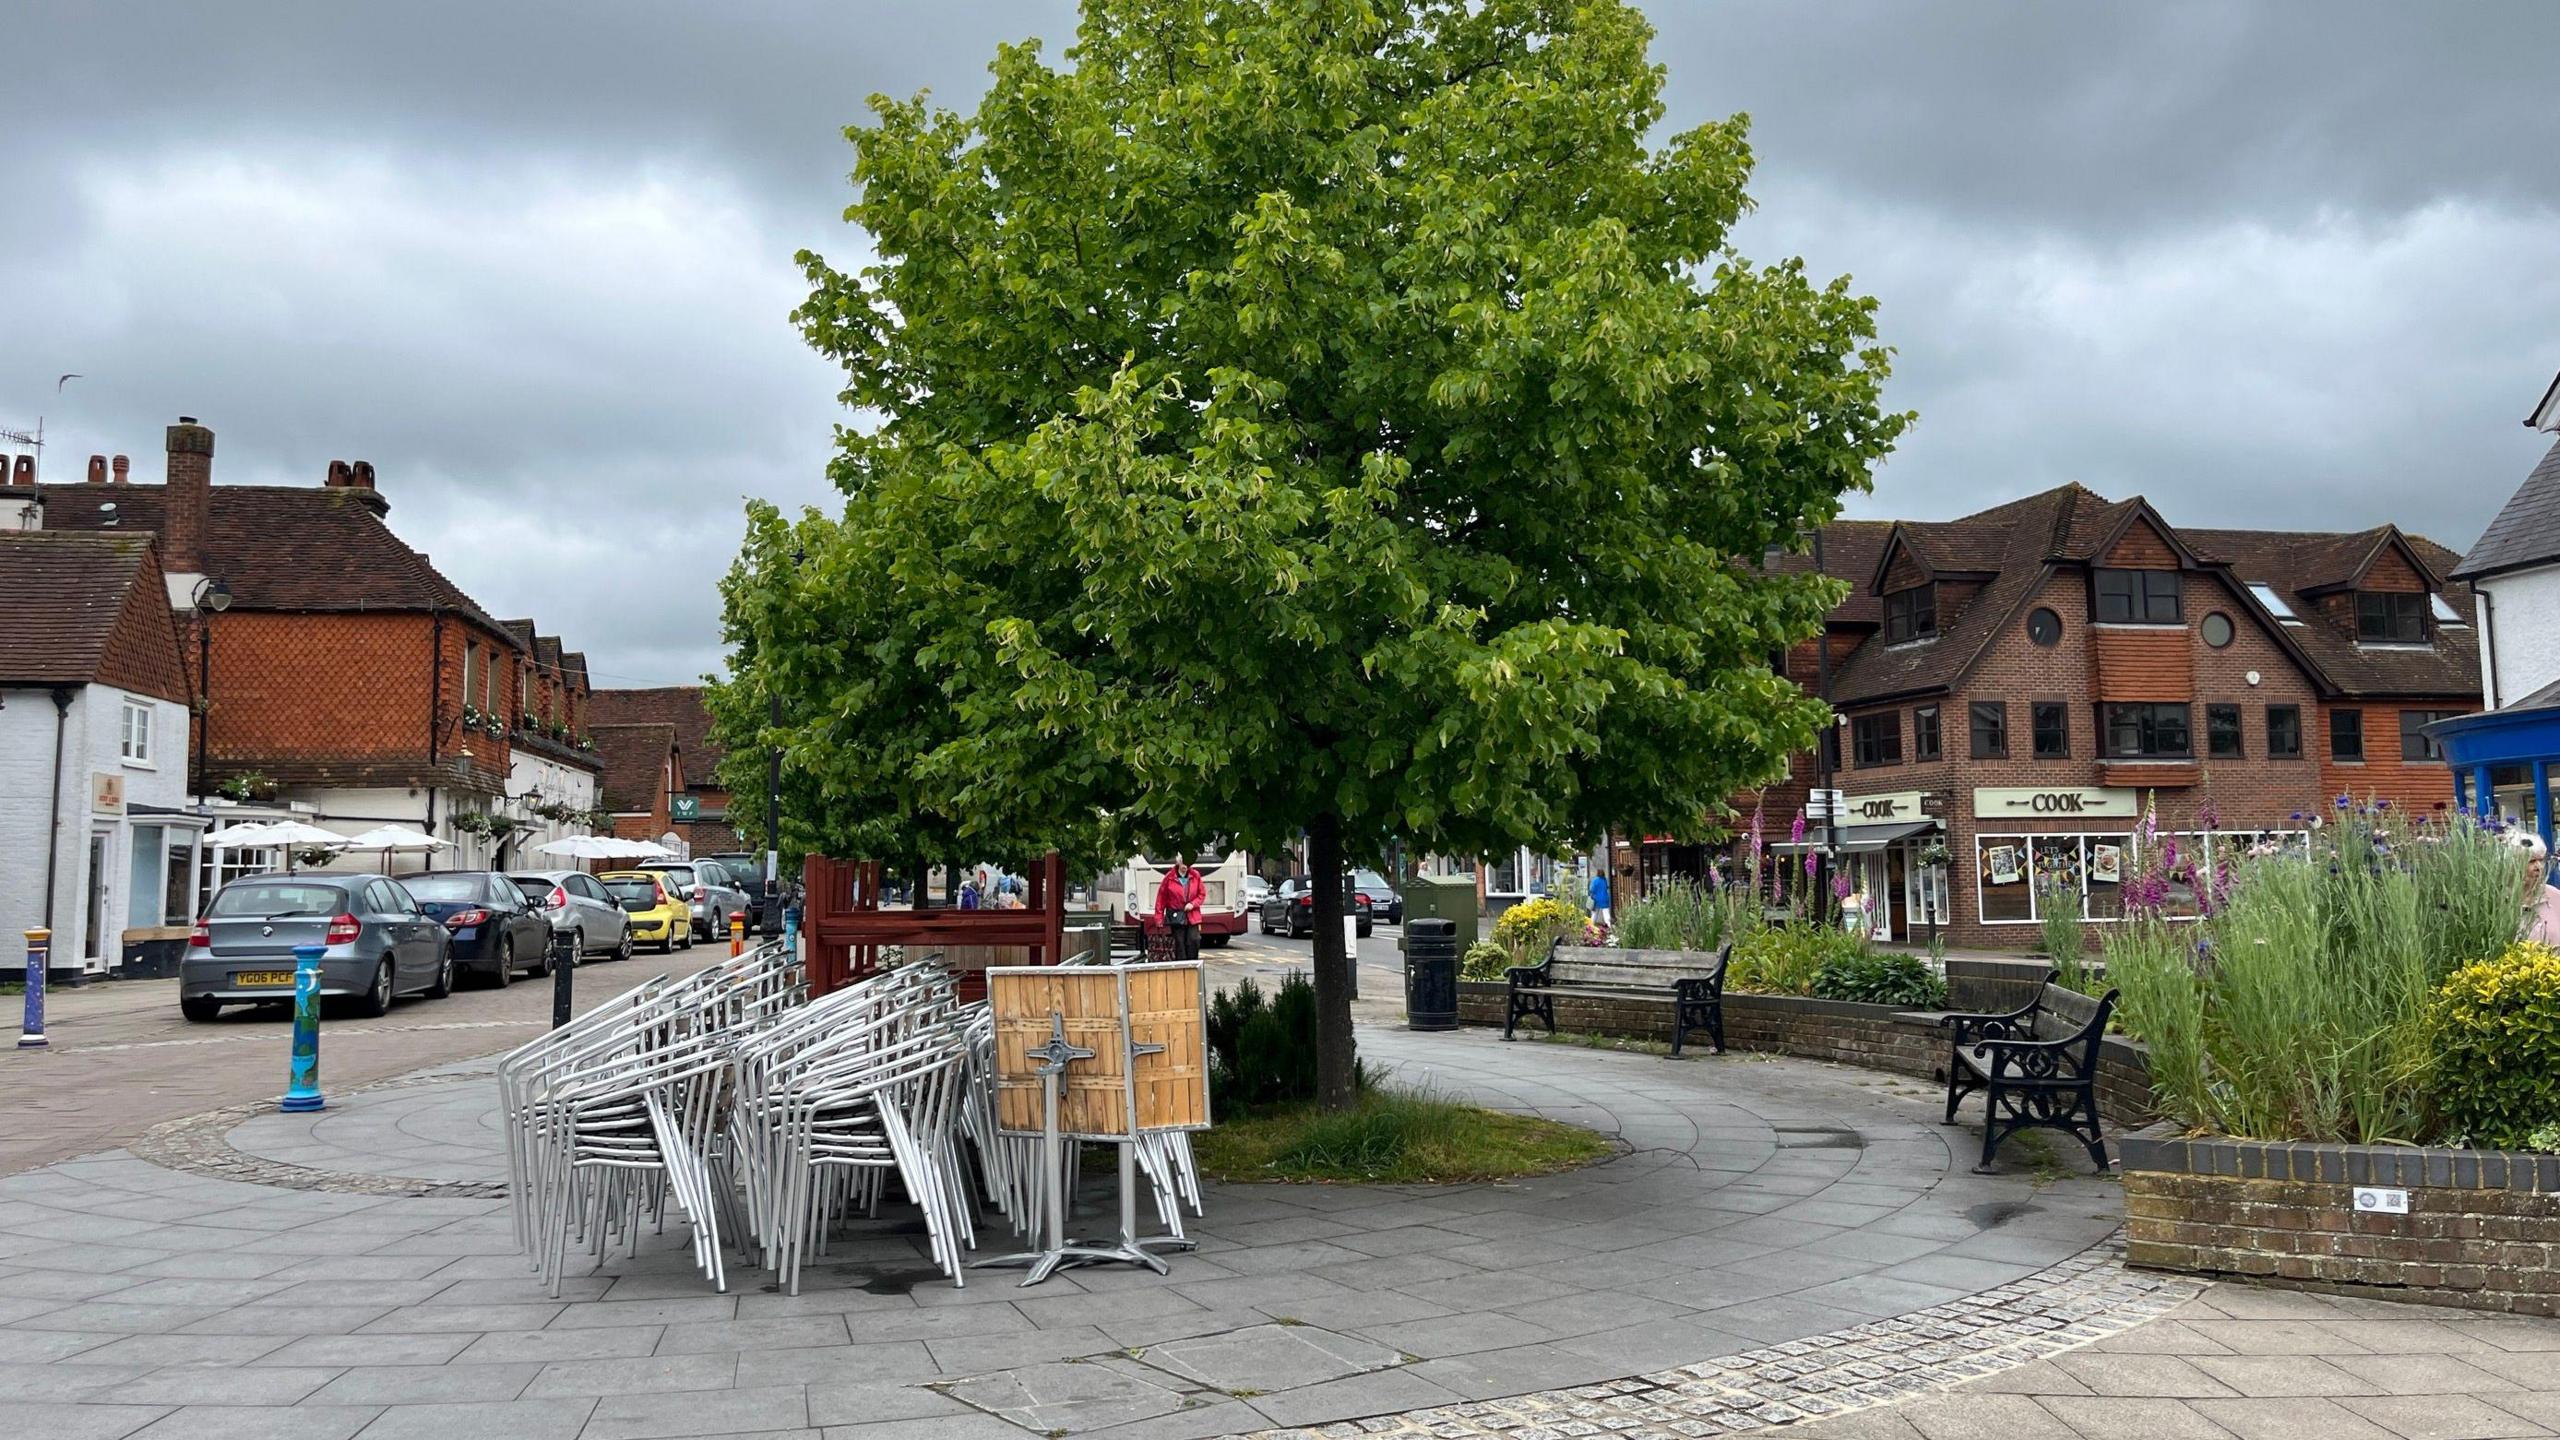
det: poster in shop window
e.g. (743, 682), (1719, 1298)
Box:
(1984, 844), (2022, 886)
(2090, 843), (2124, 884)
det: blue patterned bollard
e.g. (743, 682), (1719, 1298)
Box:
(279, 942), (325, 1112)
(17, 929), (47, 1050)
(782, 903), (799, 956)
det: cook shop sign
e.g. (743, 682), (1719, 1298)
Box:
(1842, 791), (1928, 822)
(1973, 786), (2139, 818)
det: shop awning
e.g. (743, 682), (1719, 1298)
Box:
(1771, 819), (1938, 854)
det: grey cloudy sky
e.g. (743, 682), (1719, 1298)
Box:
(7, 2), (2555, 685)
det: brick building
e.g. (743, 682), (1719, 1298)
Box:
(588, 686), (737, 854)
(0, 532), (206, 978)
(12, 420), (597, 881)
(1677, 484), (2483, 951)
(498, 621), (605, 861)
(593, 722), (680, 848)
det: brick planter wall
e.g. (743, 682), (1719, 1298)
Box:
(1453, 968), (2152, 1129)
(2119, 1132), (2560, 1316)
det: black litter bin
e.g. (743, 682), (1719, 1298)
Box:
(1404, 917), (1458, 1031)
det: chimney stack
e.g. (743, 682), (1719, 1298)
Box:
(111, 454), (129, 484)
(87, 454), (107, 484)
(342, 460), (386, 516)
(8, 456), (31, 486)
(325, 459), (351, 487)
(164, 416), (214, 577)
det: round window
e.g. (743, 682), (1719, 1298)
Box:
(2201, 612), (2235, 648)
(2026, 608), (2062, 647)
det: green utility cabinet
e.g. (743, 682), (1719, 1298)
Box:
(1398, 875), (1480, 952)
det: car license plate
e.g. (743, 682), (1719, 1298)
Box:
(236, 970), (295, 987)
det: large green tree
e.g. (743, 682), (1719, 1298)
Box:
(729, 0), (1906, 1106)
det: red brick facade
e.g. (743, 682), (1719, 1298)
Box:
(1712, 486), (2483, 951)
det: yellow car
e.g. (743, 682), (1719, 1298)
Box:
(600, 870), (693, 954)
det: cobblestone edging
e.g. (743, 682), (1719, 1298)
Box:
(1254, 1237), (2198, 1440)
(126, 1072), (511, 1200)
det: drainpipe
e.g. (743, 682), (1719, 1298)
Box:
(2478, 584), (2501, 710)
(42, 688), (72, 932)
(425, 610), (444, 839)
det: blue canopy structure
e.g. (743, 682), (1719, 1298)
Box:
(2427, 691), (2560, 850)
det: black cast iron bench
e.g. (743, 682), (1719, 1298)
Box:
(1503, 941), (1732, 1056)
(1938, 976), (2118, 1174)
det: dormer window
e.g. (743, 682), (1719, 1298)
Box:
(2094, 568), (2181, 624)
(2355, 591), (2428, 644)
(1884, 583), (1937, 643)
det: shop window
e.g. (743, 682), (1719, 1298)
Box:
(2032, 836), (2086, 919)
(1969, 701), (2007, 760)
(2400, 709), (2461, 762)
(2095, 568), (2181, 624)
(2267, 704), (2302, 758)
(127, 824), (166, 928)
(1853, 713), (1901, 768)
(2207, 704), (2243, 758)
(2085, 837), (2126, 920)
(2356, 591), (2428, 644)
(2331, 708), (2364, 761)
(2032, 702), (2069, 759)
(1913, 705), (1941, 761)
(1977, 835), (2033, 922)
(1884, 584), (1937, 644)
(2105, 702), (2191, 758)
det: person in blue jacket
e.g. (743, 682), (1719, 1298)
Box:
(1588, 868), (1612, 928)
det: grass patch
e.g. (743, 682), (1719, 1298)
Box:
(1198, 1088), (1611, 1184)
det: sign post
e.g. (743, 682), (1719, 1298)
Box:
(18, 929), (48, 1050)
(279, 943), (326, 1112)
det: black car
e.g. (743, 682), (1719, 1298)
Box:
(403, 871), (554, 986)
(1256, 876), (1375, 939)
(706, 851), (788, 932)
(1351, 869), (1404, 925)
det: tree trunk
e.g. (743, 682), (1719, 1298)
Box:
(1307, 811), (1359, 1112)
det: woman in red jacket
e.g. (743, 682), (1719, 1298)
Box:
(1154, 854), (1206, 963)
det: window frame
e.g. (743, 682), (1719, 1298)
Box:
(2400, 709), (2461, 762)
(1968, 701), (2008, 760)
(2331, 708), (2365, 762)
(1883, 583), (1938, 645)
(119, 698), (154, 767)
(2093, 567), (2183, 625)
(1852, 712), (1902, 768)
(2266, 704), (2303, 759)
(2356, 591), (2429, 645)
(2030, 701), (2069, 759)
(1912, 705), (1942, 762)
(2104, 702), (2194, 759)
(2206, 703), (2243, 759)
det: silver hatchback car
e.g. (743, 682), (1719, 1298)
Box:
(181, 874), (453, 1022)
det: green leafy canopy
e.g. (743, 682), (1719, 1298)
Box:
(713, 0), (1906, 875)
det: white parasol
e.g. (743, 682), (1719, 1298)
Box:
(340, 824), (455, 873)
(205, 820), (350, 874)
(535, 835), (676, 861)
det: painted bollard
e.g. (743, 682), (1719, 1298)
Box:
(729, 910), (745, 957)
(279, 942), (325, 1113)
(18, 928), (48, 1049)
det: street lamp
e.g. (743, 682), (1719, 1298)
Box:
(191, 578), (232, 808)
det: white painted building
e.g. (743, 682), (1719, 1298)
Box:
(0, 531), (208, 979)
(2453, 374), (2560, 709)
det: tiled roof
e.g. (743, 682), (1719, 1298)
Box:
(1830, 486), (2085, 704)
(593, 722), (676, 814)
(1766, 520), (1894, 625)
(0, 531), (162, 686)
(2186, 528), (2480, 698)
(1815, 484), (2480, 704)
(2454, 437), (2560, 581)
(590, 686), (725, 786)
(34, 482), (522, 643)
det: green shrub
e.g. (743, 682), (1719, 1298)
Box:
(2430, 942), (2560, 1151)
(1208, 973), (1326, 1112)
(2036, 875), (2093, 993)
(1460, 940), (1514, 982)
(1615, 877), (1758, 952)
(1730, 925), (1862, 997)
(1810, 949), (1946, 1007)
